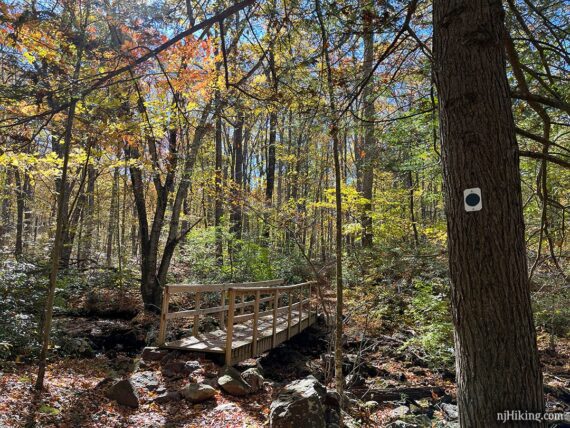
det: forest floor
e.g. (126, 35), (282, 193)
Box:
(1, 310), (569, 427)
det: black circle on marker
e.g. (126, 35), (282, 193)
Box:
(465, 193), (480, 207)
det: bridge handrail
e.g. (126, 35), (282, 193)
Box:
(225, 281), (316, 364)
(227, 281), (316, 294)
(158, 279), (285, 345)
(157, 278), (317, 366)
(166, 279), (284, 294)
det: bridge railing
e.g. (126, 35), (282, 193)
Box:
(224, 281), (316, 364)
(158, 279), (284, 346)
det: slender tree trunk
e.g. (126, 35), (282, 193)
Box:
(230, 111), (244, 240)
(316, 0), (344, 399)
(0, 168), (12, 246)
(407, 171), (419, 248)
(81, 164), (96, 267)
(360, 0), (376, 248)
(106, 168), (119, 267)
(36, 13), (86, 386)
(214, 92), (224, 265)
(131, 202), (138, 258)
(433, 0), (544, 425)
(14, 169), (24, 258)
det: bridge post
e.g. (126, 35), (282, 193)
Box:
(298, 285), (303, 333)
(225, 288), (236, 365)
(252, 290), (260, 357)
(158, 286), (169, 346)
(219, 289), (226, 330)
(271, 290), (279, 348)
(287, 291), (292, 339)
(193, 292), (201, 336)
(308, 282), (313, 323)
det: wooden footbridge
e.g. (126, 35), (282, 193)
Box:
(157, 279), (318, 365)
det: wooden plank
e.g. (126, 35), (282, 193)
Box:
(158, 287), (170, 346)
(252, 290), (260, 357)
(225, 289), (236, 365)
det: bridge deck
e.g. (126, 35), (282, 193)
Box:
(163, 310), (316, 365)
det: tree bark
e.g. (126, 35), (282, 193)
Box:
(106, 168), (120, 267)
(230, 111), (244, 240)
(214, 91), (224, 265)
(360, 0), (376, 248)
(316, 0), (344, 399)
(14, 169), (25, 258)
(36, 8), (86, 386)
(0, 168), (12, 246)
(433, 0), (544, 425)
(81, 164), (96, 267)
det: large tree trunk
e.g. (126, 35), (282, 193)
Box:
(264, 49), (277, 242)
(433, 0), (544, 425)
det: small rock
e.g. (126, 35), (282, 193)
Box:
(180, 383), (217, 403)
(364, 401), (379, 409)
(130, 371), (160, 391)
(184, 360), (201, 373)
(441, 403), (458, 421)
(390, 415), (432, 428)
(105, 379), (139, 408)
(218, 366), (251, 396)
(345, 372), (365, 387)
(241, 368), (264, 393)
(214, 403), (237, 412)
(153, 391), (181, 404)
(141, 347), (169, 362)
(392, 405), (410, 418)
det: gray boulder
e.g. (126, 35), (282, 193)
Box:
(141, 347), (169, 362)
(241, 368), (264, 393)
(131, 371), (160, 391)
(218, 366), (251, 396)
(269, 376), (328, 428)
(180, 383), (217, 403)
(105, 379), (139, 408)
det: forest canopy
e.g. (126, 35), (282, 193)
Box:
(0, 0), (568, 427)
